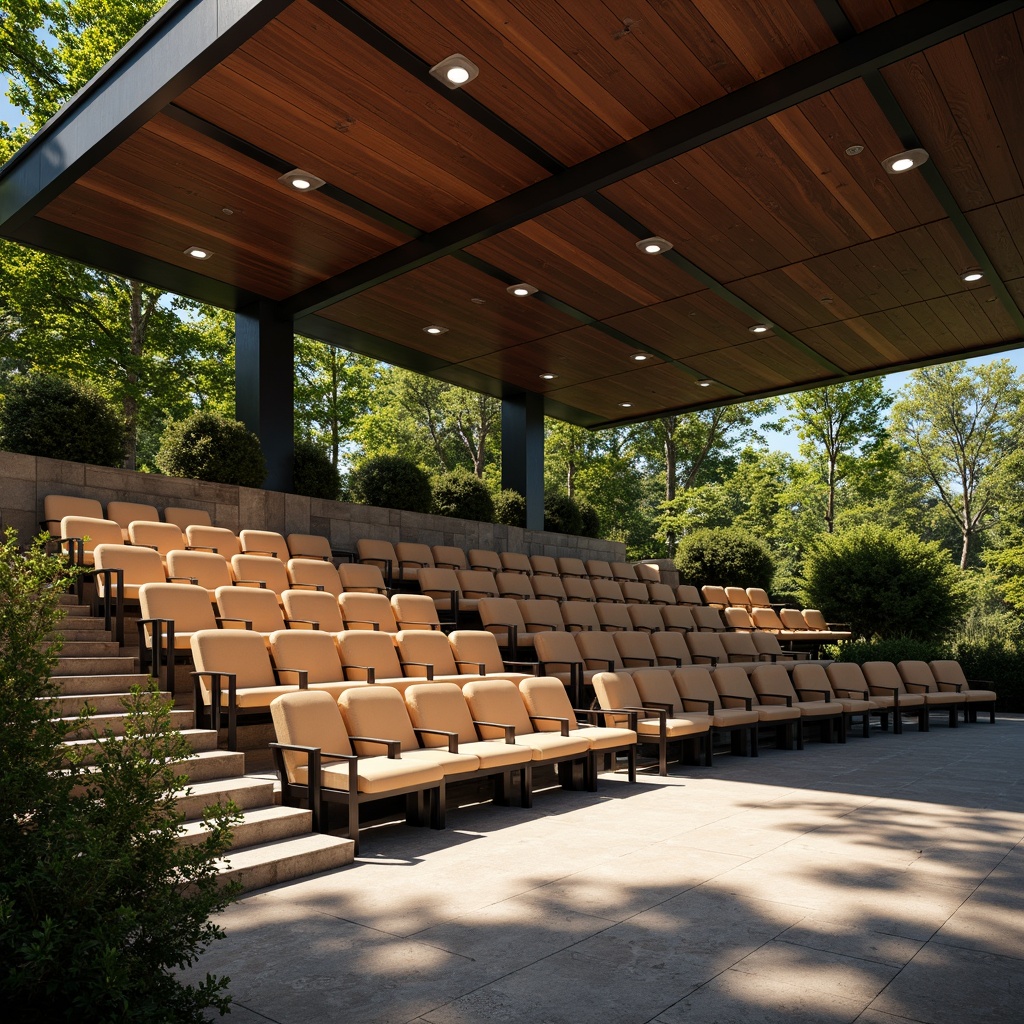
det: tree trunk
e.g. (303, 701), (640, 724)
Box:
(122, 281), (147, 472)
(566, 458), (575, 497)
(825, 453), (836, 533)
(664, 424), (677, 556)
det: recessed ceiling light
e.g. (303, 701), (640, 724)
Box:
(619, 402), (633, 408)
(540, 373), (557, 381)
(631, 353), (650, 362)
(882, 148), (929, 174)
(423, 325), (448, 335)
(961, 268), (984, 283)
(507, 283), (538, 297)
(636, 236), (672, 255)
(184, 246), (212, 260)
(429, 54), (479, 89)
(748, 324), (770, 334)
(845, 145), (864, 156)
(278, 169), (326, 192)
(697, 379), (714, 388)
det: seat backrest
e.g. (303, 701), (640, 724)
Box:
(191, 628), (276, 689)
(231, 554), (290, 595)
(595, 604), (633, 632)
(405, 682), (479, 745)
(898, 660), (938, 693)
(338, 686), (419, 753)
(356, 538), (398, 571)
(750, 631), (786, 658)
(585, 560), (614, 580)
(390, 593), (442, 631)
(575, 630), (624, 670)
(93, 544), (166, 591)
(562, 576), (596, 602)
(336, 629), (404, 680)
(724, 586), (750, 609)
(826, 661), (870, 698)
(557, 557), (588, 578)
(646, 582), (676, 605)
(215, 585), (286, 632)
(431, 545), (468, 571)
(495, 572), (534, 601)
(928, 660), (969, 689)
(660, 605), (696, 633)
(286, 533), (333, 561)
(139, 582), (216, 633)
(561, 600), (600, 632)
(711, 665), (758, 703)
(751, 607), (785, 631)
(457, 569), (499, 599)
(620, 581), (650, 604)
(44, 495), (104, 535)
(627, 604), (664, 633)
(791, 662), (837, 700)
(591, 579), (624, 603)
(529, 555), (559, 576)
(186, 525), (242, 556)
(686, 631), (728, 665)
(106, 501), (159, 540)
(609, 561), (638, 582)
(467, 549), (502, 573)
(240, 529), (289, 559)
(632, 668), (684, 713)
(518, 599), (564, 633)
(750, 663), (799, 702)
(166, 550), (233, 593)
(672, 666), (721, 709)
(463, 678), (534, 737)
(282, 589), (345, 632)
(719, 632), (759, 660)
(635, 563), (662, 583)
(802, 609), (829, 630)
(779, 608), (807, 630)
(338, 562), (388, 594)
(862, 661), (908, 695)
(530, 575), (567, 602)
(613, 630), (658, 667)
(533, 630), (583, 669)
(701, 585), (729, 608)
(692, 607), (726, 631)
(417, 567), (462, 609)
(60, 516), (123, 554)
(519, 676), (577, 729)
(395, 542), (434, 572)
(339, 592), (399, 632)
(269, 629), (344, 684)
(499, 551), (533, 575)
(394, 629), (459, 676)
(650, 631), (693, 666)
(477, 597), (526, 640)
(723, 606), (756, 630)
(448, 630), (506, 675)
(591, 670), (643, 728)
(164, 506), (212, 531)
(675, 585), (702, 606)
(128, 520), (185, 557)
(287, 558), (343, 597)
(746, 587), (772, 608)
(270, 690), (352, 781)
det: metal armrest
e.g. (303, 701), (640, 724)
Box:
(756, 691), (793, 706)
(655, 655), (683, 667)
(216, 616), (252, 630)
(455, 660), (487, 673)
(527, 714), (570, 737)
(413, 727), (458, 753)
(399, 660), (434, 679)
(691, 654), (719, 667)
(166, 575), (199, 585)
(233, 578), (267, 588)
(342, 618), (380, 630)
(621, 655), (654, 667)
(242, 547), (277, 557)
(347, 735), (403, 757)
(582, 657), (616, 670)
(681, 697), (716, 713)
(718, 693), (753, 710)
(272, 667), (309, 689)
(472, 720), (517, 743)
(578, 707), (639, 730)
(342, 664), (375, 683)
(936, 681), (963, 692)
(285, 618), (320, 630)
(796, 688), (831, 702)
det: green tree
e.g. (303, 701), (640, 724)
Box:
(891, 360), (1023, 569)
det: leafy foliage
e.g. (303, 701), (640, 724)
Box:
(0, 531), (238, 1022)
(293, 437), (340, 500)
(0, 372), (126, 467)
(802, 524), (965, 642)
(349, 454), (432, 513)
(156, 411), (266, 488)
(578, 501), (600, 539)
(544, 491), (583, 536)
(432, 469), (494, 522)
(674, 526), (775, 589)
(493, 489), (527, 529)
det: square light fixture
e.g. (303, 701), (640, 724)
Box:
(184, 246), (213, 260)
(429, 54), (479, 89)
(882, 148), (929, 174)
(278, 169), (326, 192)
(636, 236), (672, 255)
(423, 325), (448, 335)
(507, 283), (538, 297)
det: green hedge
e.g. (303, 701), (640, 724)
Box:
(494, 489), (527, 529)
(349, 454), (432, 513)
(674, 526), (774, 589)
(156, 411), (266, 488)
(293, 438), (340, 500)
(432, 470), (494, 522)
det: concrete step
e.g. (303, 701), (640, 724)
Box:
(63, 728), (217, 763)
(47, 640), (122, 658)
(48, 627), (113, 642)
(216, 833), (353, 893)
(181, 805), (313, 852)
(176, 748), (246, 783)
(54, 656), (139, 676)
(63, 708), (194, 740)
(176, 776), (276, 820)
(54, 690), (173, 716)
(56, 673), (152, 695)
(56, 616), (112, 630)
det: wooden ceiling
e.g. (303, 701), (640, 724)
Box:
(2, 0), (1023, 426)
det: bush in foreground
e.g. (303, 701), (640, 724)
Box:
(544, 491), (583, 535)
(674, 526), (774, 590)
(349, 454), (432, 513)
(432, 470), (494, 522)
(493, 489), (527, 529)
(293, 438), (340, 500)
(157, 411), (266, 488)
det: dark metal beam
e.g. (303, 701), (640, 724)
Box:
(285, 0), (1022, 319)
(502, 391), (546, 531)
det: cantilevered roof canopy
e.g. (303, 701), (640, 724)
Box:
(2, 0), (1023, 427)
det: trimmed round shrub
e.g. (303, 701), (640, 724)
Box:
(349, 454), (432, 513)
(494, 489), (527, 529)
(432, 470), (494, 522)
(544, 491), (583, 536)
(801, 524), (965, 642)
(674, 526), (774, 589)
(156, 411), (266, 488)
(578, 501), (600, 539)
(0, 373), (125, 467)
(293, 438), (340, 500)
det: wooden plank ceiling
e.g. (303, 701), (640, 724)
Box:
(14, 0), (1024, 425)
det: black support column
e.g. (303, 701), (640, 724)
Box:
(502, 391), (545, 532)
(235, 300), (294, 493)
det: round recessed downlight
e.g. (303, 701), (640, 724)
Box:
(962, 269), (984, 283)
(423, 325), (448, 335)
(636, 236), (672, 255)
(429, 54), (480, 89)
(749, 324), (769, 334)
(290, 177), (313, 190)
(892, 158), (914, 172)
(540, 373), (557, 381)
(507, 283), (538, 297)
(697, 379), (714, 388)
(185, 246), (212, 260)
(446, 66), (470, 84)
(631, 353), (649, 362)
(619, 402), (633, 408)
(882, 148), (929, 175)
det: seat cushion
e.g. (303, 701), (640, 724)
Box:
(571, 725), (636, 751)
(710, 708), (759, 727)
(459, 739), (534, 769)
(637, 714), (710, 738)
(295, 756), (442, 794)
(214, 684), (297, 708)
(401, 748), (481, 775)
(754, 705), (801, 722)
(513, 732), (591, 760)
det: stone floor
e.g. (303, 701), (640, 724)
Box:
(186, 714), (1024, 1023)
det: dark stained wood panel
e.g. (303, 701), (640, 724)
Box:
(967, 199), (1024, 280)
(175, 1), (549, 233)
(550, 363), (711, 420)
(467, 199), (705, 321)
(38, 115), (408, 300)
(839, 0), (928, 34)
(686, 337), (835, 392)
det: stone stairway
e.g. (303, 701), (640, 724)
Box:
(51, 594), (353, 891)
